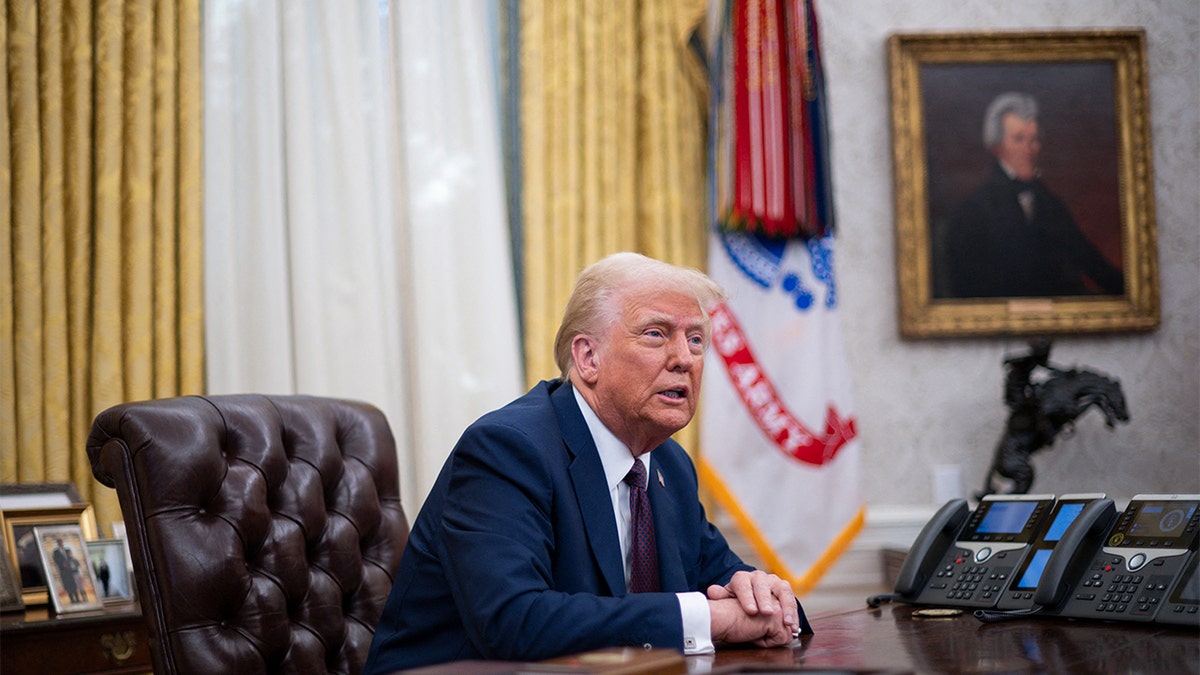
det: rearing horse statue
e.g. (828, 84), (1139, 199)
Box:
(979, 340), (1130, 497)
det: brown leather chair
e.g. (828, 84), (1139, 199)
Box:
(87, 394), (409, 675)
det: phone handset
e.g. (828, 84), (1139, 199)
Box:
(1032, 498), (1117, 610)
(892, 498), (970, 600)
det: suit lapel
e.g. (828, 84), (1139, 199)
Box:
(552, 382), (626, 596)
(647, 456), (687, 592)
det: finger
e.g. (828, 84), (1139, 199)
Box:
(736, 574), (764, 615)
(770, 578), (798, 627)
(725, 571), (761, 614)
(751, 621), (792, 648)
(752, 573), (779, 615)
(706, 583), (733, 600)
(725, 570), (752, 596)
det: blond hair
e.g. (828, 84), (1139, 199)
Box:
(552, 252), (726, 380)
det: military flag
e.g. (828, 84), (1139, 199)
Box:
(700, 0), (863, 594)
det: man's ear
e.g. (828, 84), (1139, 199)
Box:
(571, 334), (601, 385)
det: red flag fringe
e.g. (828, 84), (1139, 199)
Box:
(718, 0), (833, 240)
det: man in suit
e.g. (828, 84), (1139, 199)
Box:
(365, 252), (810, 672)
(937, 91), (1124, 299)
(52, 537), (81, 603)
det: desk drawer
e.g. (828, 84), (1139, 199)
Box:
(2, 611), (151, 675)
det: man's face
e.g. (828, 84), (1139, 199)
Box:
(994, 112), (1041, 181)
(588, 286), (709, 452)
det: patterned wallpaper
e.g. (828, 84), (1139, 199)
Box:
(817, 0), (1199, 506)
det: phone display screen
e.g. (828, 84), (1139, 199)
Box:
(1044, 502), (1085, 542)
(977, 501), (1038, 534)
(1014, 548), (1053, 590)
(1127, 503), (1196, 538)
(1008, 500), (1092, 592)
(1111, 500), (1200, 549)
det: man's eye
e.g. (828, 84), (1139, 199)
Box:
(645, 329), (665, 339)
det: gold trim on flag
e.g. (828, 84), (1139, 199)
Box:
(697, 457), (865, 595)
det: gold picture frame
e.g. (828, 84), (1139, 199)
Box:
(888, 30), (1159, 338)
(1, 505), (99, 606)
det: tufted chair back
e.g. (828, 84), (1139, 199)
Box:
(87, 394), (409, 675)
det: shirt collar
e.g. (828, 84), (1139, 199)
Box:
(572, 384), (650, 493)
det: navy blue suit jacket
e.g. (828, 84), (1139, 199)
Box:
(364, 379), (810, 672)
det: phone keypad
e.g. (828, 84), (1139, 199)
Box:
(922, 550), (1012, 606)
(1069, 557), (1174, 620)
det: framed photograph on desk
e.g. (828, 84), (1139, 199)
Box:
(888, 30), (1159, 338)
(1, 504), (98, 606)
(34, 524), (104, 614)
(86, 538), (135, 605)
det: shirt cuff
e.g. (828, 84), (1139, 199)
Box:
(677, 591), (714, 654)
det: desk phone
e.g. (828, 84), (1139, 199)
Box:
(893, 494), (1055, 609)
(1047, 494), (1199, 624)
(994, 493), (1109, 612)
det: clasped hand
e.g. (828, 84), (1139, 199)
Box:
(706, 570), (799, 647)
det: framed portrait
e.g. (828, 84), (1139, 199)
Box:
(1, 504), (99, 606)
(33, 524), (104, 613)
(888, 30), (1159, 338)
(85, 538), (136, 605)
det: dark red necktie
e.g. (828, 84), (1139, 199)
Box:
(625, 458), (660, 593)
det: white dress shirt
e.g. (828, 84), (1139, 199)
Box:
(572, 387), (714, 654)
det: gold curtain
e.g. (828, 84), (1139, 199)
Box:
(2, 0), (203, 533)
(518, 1), (711, 452)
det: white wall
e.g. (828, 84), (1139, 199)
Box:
(817, 0), (1199, 508)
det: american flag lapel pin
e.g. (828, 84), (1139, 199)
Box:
(657, 469), (665, 488)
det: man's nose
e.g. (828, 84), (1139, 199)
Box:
(667, 334), (696, 370)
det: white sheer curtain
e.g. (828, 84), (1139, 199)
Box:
(203, 0), (522, 517)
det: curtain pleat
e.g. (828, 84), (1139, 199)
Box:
(518, 0), (710, 450)
(3, 0), (203, 534)
(62, 3), (96, 516)
(176, 0), (203, 396)
(0, 2), (15, 484)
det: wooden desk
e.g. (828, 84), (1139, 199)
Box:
(0, 603), (151, 674)
(398, 604), (1199, 674)
(703, 603), (1199, 673)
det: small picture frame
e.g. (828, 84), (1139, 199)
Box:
(85, 538), (136, 605)
(111, 521), (136, 579)
(1, 504), (99, 606)
(34, 524), (105, 613)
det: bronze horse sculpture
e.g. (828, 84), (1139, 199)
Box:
(980, 340), (1130, 497)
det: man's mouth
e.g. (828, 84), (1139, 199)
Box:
(660, 388), (687, 400)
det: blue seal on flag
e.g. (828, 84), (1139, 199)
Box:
(719, 231), (785, 289)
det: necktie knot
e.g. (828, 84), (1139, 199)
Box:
(624, 459), (647, 491)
